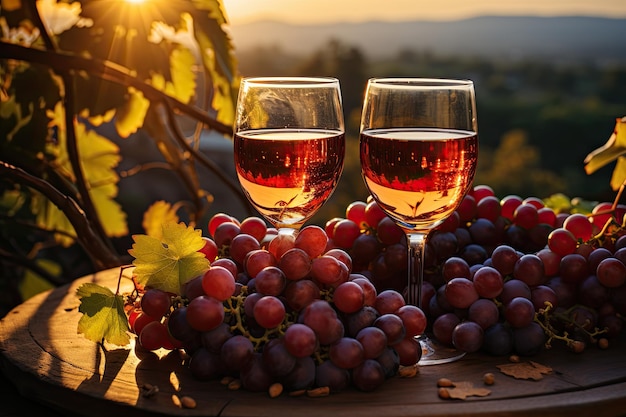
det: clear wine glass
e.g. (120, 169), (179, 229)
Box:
(233, 77), (345, 242)
(359, 78), (479, 365)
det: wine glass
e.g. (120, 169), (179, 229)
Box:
(359, 78), (479, 365)
(233, 77), (345, 242)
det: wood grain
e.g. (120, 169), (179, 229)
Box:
(1, 268), (625, 417)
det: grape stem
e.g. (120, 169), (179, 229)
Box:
(534, 302), (607, 351)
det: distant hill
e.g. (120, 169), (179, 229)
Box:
(228, 16), (626, 64)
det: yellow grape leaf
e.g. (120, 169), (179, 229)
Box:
(169, 45), (197, 104)
(584, 116), (626, 190)
(440, 381), (491, 400)
(115, 87), (150, 138)
(37, 104), (127, 245)
(497, 361), (553, 380)
(76, 282), (130, 346)
(128, 222), (209, 294)
(142, 200), (180, 238)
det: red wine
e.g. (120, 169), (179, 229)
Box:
(360, 128), (478, 230)
(234, 129), (345, 229)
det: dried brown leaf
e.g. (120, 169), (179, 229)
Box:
(496, 361), (553, 380)
(439, 381), (491, 400)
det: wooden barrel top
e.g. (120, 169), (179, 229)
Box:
(1, 267), (625, 417)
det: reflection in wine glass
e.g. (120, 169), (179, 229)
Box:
(359, 78), (479, 365)
(233, 77), (345, 242)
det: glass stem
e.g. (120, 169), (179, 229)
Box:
(406, 232), (427, 308)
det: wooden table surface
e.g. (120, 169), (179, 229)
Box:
(1, 268), (625, 417)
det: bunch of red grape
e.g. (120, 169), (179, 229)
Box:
(127, 212), (427, 394)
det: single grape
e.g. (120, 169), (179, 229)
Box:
(140, 288), (171, 318)
(452, 321), (484, 353)
(504, 297), (535, 328)
(283, 279), (320, 311)
(472, 266), (504, 299)
(444, 277), (479, 309)
(295, 225), (329, 258)
(559, 253), (590, 285)
(221, 335), (254, 372)
(364, 200), (387, 229)
(491, 245), (519, 276)
(356, 326), (388, 359)
(201, 266), (236, 301)
(138, 320), (170, 351)
(442, 256), (471, 282)
(244, 249), (277, 278)
(254, 266), (287, 296)
(500, 195), (523, 221)
(199, 237), (218, 261)
(468, 298), (499, 330)
(284, 323), (318, 358)
(476, 195), (501, 223)
(432, 313), (461, 347)
(329, 337), (365, 369)
(229, 233), (261, 265)
(547, 228), (577, 256)
(563, 213), (594, 242)
(373, 314), (406, 345)
(513, 254), (545, 287)
(239, 216), (267, 243)
(376, 216), (405, 245)
(213, 221), (241, 249)
(374, 289), (406, 315)
(530, 285), (559, 311)
(596, 257), (626, 288)
(333, 281), (365, 313)
(333, 219), (361, 249)
(278, 247), (312, 281)
(186, 295), (225, 332)
(253, 295), (286, 329)
(513, 203), (539, 230)
(346, 200), (368, 228)
(395, 305), (427, 337)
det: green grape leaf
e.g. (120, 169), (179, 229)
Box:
(128, 222), (209, 294)
(76, 283), (131, 346)
(584, 117), (626, 190)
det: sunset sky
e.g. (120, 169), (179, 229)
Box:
(221, 0), (626, 24)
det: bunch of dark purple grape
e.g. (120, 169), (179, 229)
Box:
(342, 185), (626, 357)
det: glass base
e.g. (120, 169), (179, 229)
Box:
(417, 334), (466, 365)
